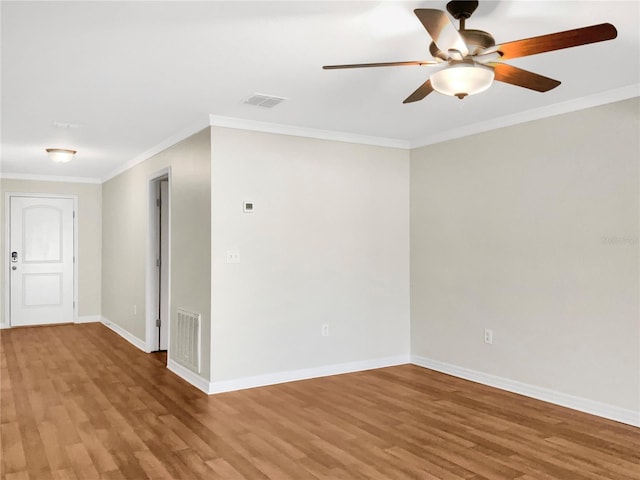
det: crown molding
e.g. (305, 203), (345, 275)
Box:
(209, 115), (411, 150)
(0, 172), (102, 184)
(410, 84), (640, 149)
(4, 86), (637, 184)
(101, 115), (211, 183)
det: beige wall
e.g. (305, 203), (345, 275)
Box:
(210, 127), (410, 382)
(0, 179), (102, 326)
(102, 128), (212, 379)
(410, 98), (640, 412)
(4, 97), (637, 421)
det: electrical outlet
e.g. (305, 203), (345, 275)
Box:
(484, 328), (493, 345)
(322, 324), (329, 337)
(226, 250), (240, 263)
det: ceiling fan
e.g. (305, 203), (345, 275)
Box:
(323, 1), (617, 103)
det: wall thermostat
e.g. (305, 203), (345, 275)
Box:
(243, 201), (254, 213)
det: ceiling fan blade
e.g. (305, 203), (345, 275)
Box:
(491, 63), (561, 92)
(414, 9), (469, 57)
(495, 23), (617, 60)
(323, 60), (439, 70)
(403, 79), (434, 104)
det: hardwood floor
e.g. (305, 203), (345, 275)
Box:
(1, 323), (638, 479)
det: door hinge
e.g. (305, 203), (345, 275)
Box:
(73, 211), (76, 218)
(156, 318), (161, 327)
(73, 256), (76, 263)
(156, 258), (161, 267)
(156, 198), (161, 207)
(73, 301), (76, 308)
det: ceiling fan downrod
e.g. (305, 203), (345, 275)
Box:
(446, 0), (479, 30)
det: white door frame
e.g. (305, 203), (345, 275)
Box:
(146, 167), (172, 353)
(4, 192), (79, 327)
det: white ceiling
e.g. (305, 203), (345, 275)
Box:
(2, 1), (639, 182)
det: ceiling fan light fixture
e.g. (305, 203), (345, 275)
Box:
(430, 63), (494, 99)
(46, 148), (76, 163)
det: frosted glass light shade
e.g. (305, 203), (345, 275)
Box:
(46, 148), (76, 163)
(430, 64), (494, 99)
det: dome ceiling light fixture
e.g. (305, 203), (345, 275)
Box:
(429, 61), (494, 99)
(323, 0), (617, 104)
(46, 148), (77, 163)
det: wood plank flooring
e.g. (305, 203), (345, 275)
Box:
(1, 323), (638, 479)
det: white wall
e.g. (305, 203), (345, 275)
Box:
(102, 128), (212, 379)
(210, 127), (410, 384)
(0, 179), (102, 326)
(4, 99), (636, 426)
(410, 98), (639, 417)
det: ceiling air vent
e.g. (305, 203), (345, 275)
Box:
(243, 93), (286, 108)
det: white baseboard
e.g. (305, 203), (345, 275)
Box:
(101, 317), (148, 352)
(76, 315), (101, 324)
(0, 323), (9, 330)
(167, 359), (210, 394)
(411, 355), (640, 428)
(100, 318), (211, 394)
(208, 354), (411, 395)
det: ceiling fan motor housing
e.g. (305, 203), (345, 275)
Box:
(429, 29), (496, 60)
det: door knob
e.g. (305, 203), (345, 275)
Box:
(12, 266), (17, 270)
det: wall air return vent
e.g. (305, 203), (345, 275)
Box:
(243, 93), (287, 108)
(175, 308), (201, 373)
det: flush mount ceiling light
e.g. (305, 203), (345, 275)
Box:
(46, 148), (76, 163)
(430, 62), (494, 99)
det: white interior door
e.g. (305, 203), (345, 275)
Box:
(10, 196), (74, 326)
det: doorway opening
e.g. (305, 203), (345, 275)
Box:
(146, 169), (171, 356)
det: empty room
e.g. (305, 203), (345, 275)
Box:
(1, 1), (639, 479)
